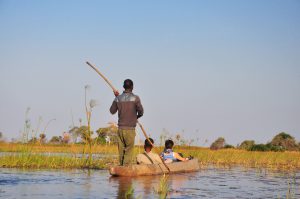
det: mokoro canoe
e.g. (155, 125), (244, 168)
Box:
(109, 158), (199, 177)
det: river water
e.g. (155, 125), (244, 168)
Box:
(0, 167), (299, 199)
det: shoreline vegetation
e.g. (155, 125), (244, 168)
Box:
(0, 143), (299, 170)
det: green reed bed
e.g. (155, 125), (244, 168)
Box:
(0, 143), (118, 154)
(1, 143), (299, 170)
(179, 148), (300, 170)
(0, 153), (117, 169)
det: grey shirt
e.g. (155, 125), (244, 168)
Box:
(110, 91), (144, 129)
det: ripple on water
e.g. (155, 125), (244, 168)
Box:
(0, 167), (299, 199)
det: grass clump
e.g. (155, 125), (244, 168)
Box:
(0, 153), (116, 169)
(154, 174), (169, 199)
(1, 143), (300, 170)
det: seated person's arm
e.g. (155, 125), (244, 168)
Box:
(174, 152), (188, 161)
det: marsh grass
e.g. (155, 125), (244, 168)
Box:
(185, 148), (300, 170)
(125, 184), (134, 199)
(0, 152), (117, 169)
(0, 143), (118, 154)
(0, 143), (299, 170)
(285, 175), (296, 199)
(154, 174), (169, 199)
(0, 143), (118, 169)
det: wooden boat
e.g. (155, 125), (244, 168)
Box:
(109, 158), (199, 177)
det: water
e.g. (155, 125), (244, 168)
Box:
(0, 167), (299, 199)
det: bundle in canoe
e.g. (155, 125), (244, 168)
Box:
(109, 158), (199, 177)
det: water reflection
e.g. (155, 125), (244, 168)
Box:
(109, 174), (191, 198)
(0, 167), (299, 199)
(110, 177), (133, 199)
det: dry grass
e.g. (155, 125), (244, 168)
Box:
(0, 154), (117, 169)
(0, 143), (299, 170)
(0, 142), (118, 154)
(168, 147), (300, 171)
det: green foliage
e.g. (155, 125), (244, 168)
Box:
(270, 132), (298, 151)
(154, 174), (169, 199)
(49, 136), (62, 144)
(0, 153), (110, 169)
(94, 137), (106, 145)
(249, 143), (284, 152)
(210, 137), (225, 150)
(125, 184), (134, 199)
(224, 144), (235, 149)
(274, 132), (293, 140)
(96, 124), (118, 144)
(68, 126), (81, 143)
(77, 126), (92, 143)
(239, 140), (255, 150)
(39, 133), (46, 144)
(28, 137), (38, 144)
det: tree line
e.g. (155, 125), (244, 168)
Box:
(210, 132), (300, 151)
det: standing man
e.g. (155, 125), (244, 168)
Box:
(110, 79), (144, 166)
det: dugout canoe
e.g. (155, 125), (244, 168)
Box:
(109, 158), (199, 177)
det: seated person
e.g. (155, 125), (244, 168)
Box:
(136, 138), (163, 164)
(161, 139), (189, 163)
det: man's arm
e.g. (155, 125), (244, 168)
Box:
(135, 96), (144, 118)
(110, 100), (118, 114)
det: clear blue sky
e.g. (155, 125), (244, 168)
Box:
(0, 0), (299, 145)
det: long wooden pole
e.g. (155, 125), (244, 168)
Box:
(86, 61), (118, 93)
(86, 61), (170, 172)
(137, 121), (170, 172)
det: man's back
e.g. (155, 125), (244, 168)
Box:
(110, 91), (143, 129)
(136, 151), (163, 165)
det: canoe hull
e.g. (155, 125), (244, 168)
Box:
(109, 158), (199, 177)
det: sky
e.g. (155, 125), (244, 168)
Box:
(0, 0), (299, 146)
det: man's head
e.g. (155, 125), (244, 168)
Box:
(165, 139), (174, 149)
(144, 138), (154, 152)
(123, 79), (133, 91)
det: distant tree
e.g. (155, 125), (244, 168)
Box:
(0, 132), (3, 140)
(96, 124), (118, 144)
(62, 132), (71, 144)
(78, 126), (92, 143)
(49, 136), (61, 144)
(188, 139), (195, 147)
(270, 132), (298, 151)
(69, 126), (80, 143)
(250, 144), (269, 151)
(28, 137), (38, 144)
(239, 140), (255, 150)
(210, 137), (225, 150)
(39, 133), (46, 144)
(224, 144), (235, 149)
(250, 143), (283, 152)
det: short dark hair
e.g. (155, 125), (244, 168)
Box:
(165, 139), (174, 149)
(123, 79), (133, 90)
(145, 138), (154, 148)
